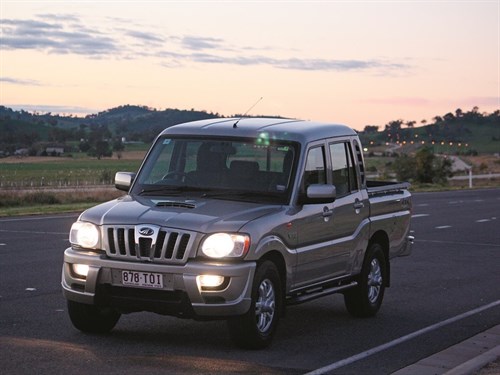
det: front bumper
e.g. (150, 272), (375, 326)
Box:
(62, 247), (255, 318)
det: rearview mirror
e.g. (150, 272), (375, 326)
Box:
(115, 172), (136, 192)
(299, 184), (336, 204)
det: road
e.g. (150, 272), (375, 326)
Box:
(1, 188), (499, 374)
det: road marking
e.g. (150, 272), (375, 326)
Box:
(435, 225), (452, 229)
(305, 299), (500, 375)
(476, 219), (490, 223)
(411, 214), (429, 218)
(418, 239), (500, 248)
(0, 214), (77, 223)
(0, 229), (67, 235)
(0, 243), (6, 246)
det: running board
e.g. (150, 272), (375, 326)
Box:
(286, 281), (358, 306)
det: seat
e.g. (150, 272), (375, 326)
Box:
(228, 160), (260, 190)
(187, 143), (228, 187)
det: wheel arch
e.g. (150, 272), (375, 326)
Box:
(368, 230), (391, 287)
(258, 250), (287, 293)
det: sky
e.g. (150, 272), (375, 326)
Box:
(0, 0), (499, 131)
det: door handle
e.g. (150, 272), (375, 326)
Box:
(353, 200), (364, 210)
(322, 206), (333, 218)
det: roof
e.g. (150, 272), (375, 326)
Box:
(161, 117), (356, 144)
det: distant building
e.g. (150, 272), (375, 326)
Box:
(14, 148), (29, 157)
(46, 146), (65, 156)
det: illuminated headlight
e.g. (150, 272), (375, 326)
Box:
(72, 264), (90, 278)
(197, 275), (225, 289)
(69, 222), (100, 249)
(200, 233), (250, 258)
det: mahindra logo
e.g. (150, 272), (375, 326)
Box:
(139, 227), (154, 236)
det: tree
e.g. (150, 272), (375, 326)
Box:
(393, 148), (453, 184)
(88, 140), (112, 160)
(363, 125), (379, 133)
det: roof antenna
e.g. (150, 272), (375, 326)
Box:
(233, 97), (263, 128)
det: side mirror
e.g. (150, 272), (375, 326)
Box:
(115, 172), (136, 192)
(299, 184), (336, 204)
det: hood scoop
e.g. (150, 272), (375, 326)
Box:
(155, 200), (196, 209)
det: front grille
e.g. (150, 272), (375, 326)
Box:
(104, 225), (195, 264)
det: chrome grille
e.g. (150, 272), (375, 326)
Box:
(104, 225), (194, 264)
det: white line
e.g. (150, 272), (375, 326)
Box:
(418, 239), (500, 248)
(0, 229), (68, 235)
(476, 219), (491, 223)
(435, 225), (452, 229)
(411, 214), (430, 218)
(0, 214), (77, 223)
(304, 300), (500, 375)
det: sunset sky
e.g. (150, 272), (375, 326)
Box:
(1, 0), (499, 130)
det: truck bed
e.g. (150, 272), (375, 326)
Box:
(366, 180), (410, 198)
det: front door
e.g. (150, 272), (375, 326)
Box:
(293, 140), (368, 289)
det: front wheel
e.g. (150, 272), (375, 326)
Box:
(227, 261), (282, 349)
(344, 243), (387, 318)
(67, 300), (121, 333)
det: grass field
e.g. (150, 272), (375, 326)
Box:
(0, 152), (145, 188)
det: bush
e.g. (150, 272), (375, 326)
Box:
(393, 148), (453, 183)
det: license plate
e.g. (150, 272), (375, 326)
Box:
(121, 270), (163, 289)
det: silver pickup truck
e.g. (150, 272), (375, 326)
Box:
(62, 117), (413, 348)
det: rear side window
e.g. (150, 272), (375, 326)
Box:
(329, 142), (358, 197)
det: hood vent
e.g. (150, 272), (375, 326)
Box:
(155, 201), (196, 209)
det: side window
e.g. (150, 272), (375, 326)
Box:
(329, 142), (358, 197)
(304, 146), (326, 189)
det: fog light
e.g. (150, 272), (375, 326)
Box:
(197, 275), (225, 290)
(72, 264), (89, 278)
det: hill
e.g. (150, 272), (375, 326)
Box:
(359, 108), (499, 155)
(1, 105), (498, 156)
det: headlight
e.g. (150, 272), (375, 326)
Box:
(201, 233), (250, 258)
(69, 222), (100, 249)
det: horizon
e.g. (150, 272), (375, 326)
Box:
(1, 1), (499, 131)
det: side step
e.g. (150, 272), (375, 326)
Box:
(286, 281), (358, 306)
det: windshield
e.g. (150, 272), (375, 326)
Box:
(131, 136), (298, 204)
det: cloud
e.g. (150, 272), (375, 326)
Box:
(124, 30), (165, 45)
(0, 15), (119, 56)
(0, 77), (42, 86)
(7, 104), (97, 115)
(181, 36), (225, 51)
(1, 14), (412, 74)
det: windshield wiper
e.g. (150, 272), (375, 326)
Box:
(202, 190), (283, 201)
(138, 185), (209, 196)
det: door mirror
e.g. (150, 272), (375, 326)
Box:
(299, 184), (336, 204)
(115, 172), (136, 192)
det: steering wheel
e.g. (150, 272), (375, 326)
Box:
(162, 171), (188, 181)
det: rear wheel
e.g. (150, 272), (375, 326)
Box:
(227, 261), (282, 349)
(67, 300), (121, 333)
(344, 243), (386, 317)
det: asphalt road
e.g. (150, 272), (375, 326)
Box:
(1, 188), (499, 374)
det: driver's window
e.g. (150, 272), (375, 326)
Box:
(303, 146), (326, 189)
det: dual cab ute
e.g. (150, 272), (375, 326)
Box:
(62, 117), (413, 348)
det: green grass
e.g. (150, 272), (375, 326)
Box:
(0, 158), (142, 187)
(0, 188), (124, 217)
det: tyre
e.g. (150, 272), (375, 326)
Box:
(67, 300), (121, 333)
(344, 243), (386, 318)
(227, 261), (283, 349)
